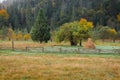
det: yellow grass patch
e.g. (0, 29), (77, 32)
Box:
(0, 41), (69, 50)
(0, 40), (120, 50)
(95, 40), (120, 46)
(0, 54), (120, 80)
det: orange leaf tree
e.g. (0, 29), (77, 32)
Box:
(7, 27), (14, 41)
(24, 34), (31, 41)
(0, 9), (9, 27)
(16, 31), (23, 40)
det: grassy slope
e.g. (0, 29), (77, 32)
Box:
(0, 50), (120, 80)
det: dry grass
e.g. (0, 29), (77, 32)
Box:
(0, 40), (120, 50)
(0, 41), (69, 50)
(95, 40), (120, 46)
(0, 52), (120, 80)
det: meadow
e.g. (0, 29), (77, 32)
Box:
(0, 41), (120, 80)
(0, 41), (69, 50)
(0, 50), (120, 80)
(0, 40), (120, 50)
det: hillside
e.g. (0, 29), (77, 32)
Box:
(1, 0), (120, 32)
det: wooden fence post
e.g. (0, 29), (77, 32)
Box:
(98, 49), (101, 54)
(59, 48), (62, 53)
(26, 46), (28, 52)
(12, 40), (14, 51)
(42, 47), (44, 52)
(78, 48), (80, 53)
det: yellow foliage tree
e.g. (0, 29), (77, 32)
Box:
(16, 32), (23, 40)
(107, 29), (117, 35)
(7, 27), (14, 41)
(12, 32), (17, 40)
(78, 18), (93, 46)
(55, 18), (94, 46)
(86, 22), (93, 29)
(0, 9), (9, 20)
(80, 18), (87, 25)
(24, 34), (31, 41)
(107, 28), (117, 42)
(80, 18), (93, 28)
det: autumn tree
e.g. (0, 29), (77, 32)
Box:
(98, 26), (117, 42)
(78, 18), (93, 46)
(7, 27), (14, 41)
(55, 18), (93, 46)
(16, 31), (23, 40)
(98, 26), (110, 42)
(107, 28), (117, 42)
(31, 10), (50, 43)
(0, 9), (9, 28)
(12, 32), (16, 40)
(55, 22), (78, 46)
(24, 34), (31, 41)
(0, 9), (9, 19)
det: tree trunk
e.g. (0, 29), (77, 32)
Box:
(9, 38), (11, 41)
(12, 40), (14, 51)
(70, 40), (77, 46)
(113, 39), (115, 43)
(79, 39), (82, 46)
(70, 34), (77, 46)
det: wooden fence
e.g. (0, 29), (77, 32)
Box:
(26, 46), (120, 54)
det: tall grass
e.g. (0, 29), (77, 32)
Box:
(0, 51), (120, 80)
(0, 41), (69, 50)
(0, 40), (120, 50)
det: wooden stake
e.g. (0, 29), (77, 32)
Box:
(12, 40), (14, 51)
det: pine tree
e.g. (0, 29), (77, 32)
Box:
(26, 0), (32, 33)
(31, 10), (50, 43)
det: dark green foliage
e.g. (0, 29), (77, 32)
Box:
(98, 26), (110, 41)
(26, 0), (32, 33)
(0, 26), (8, 40)
(93, 26), (118, 42)
(1, 0), (120, 31)
(31, 10), (50, 43)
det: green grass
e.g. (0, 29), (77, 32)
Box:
(0, 49), (120, 58)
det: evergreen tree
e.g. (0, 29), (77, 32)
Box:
(26, 0), (32, 33)
(31, 10), (50, 43)
(4, 0), (120, 31)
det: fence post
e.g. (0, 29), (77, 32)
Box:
(12, 40), (14, 51)
(78, 48), (80, 53)
(42, 47), (44, 52)
(98, 49), (101, 53)
(26, 46), (28, 52)
(59, 48), (62, 53)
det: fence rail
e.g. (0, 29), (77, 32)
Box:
(26, 46), (120, 54)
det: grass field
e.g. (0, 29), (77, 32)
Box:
(0, 50), (120, 80)
(0, 41), (69, 50)
(0, 40), (120, 50)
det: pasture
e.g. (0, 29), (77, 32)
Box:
(0, 41), (120, 80)
(0, 50), (120, 80)
(0, 41), (120, 54)
(0, 40), (120, 50)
